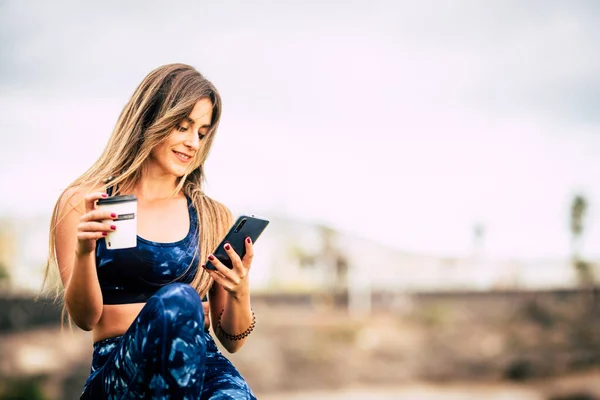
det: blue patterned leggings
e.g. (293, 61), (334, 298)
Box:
(80, 283), (257, 399)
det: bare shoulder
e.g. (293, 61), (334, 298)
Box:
(209, 196), (232, 218)
(58, 183), (105, 217)
(200, 195), (232, 216)
(213, 197), (232, 215)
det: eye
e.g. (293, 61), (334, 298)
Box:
(198, 131), (207, 140)
(177, 125), (188, 132)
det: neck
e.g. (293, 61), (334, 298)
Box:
(134, 165), (182, 202)
(134, 180), (182, 202)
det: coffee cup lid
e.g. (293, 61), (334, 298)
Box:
(97, 195), (137, 205)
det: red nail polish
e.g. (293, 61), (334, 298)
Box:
(224, 244), (231, 250)
(101, 193), (108, 198)
(208, 255), (215, 261)
(246, 237), (251, 244)
(102, 232), (108, 236)
(110, 225), (116, 230)
(201, 264), (206, 269)
(111, 213), (117, 218)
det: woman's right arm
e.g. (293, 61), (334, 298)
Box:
(55, 188), (115, 331)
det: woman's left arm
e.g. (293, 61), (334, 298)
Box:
(204, 238), (255, 353)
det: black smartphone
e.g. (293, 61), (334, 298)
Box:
(205, 215), (270, 270)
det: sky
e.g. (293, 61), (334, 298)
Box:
(0, 0), (599, 260)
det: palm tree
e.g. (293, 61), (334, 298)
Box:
(0, 262), (9, 285)
(570, 194), (590, 286)
(472, 222), (485, 259)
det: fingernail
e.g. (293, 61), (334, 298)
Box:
(201, 264), (206, 269)
(111, 213), (117, 218)
(102, 193), (108, 198)
(208, 255), (215, 261)
(246, 237), (252, 244)
(224, 244), (231, 250)
(102, 232), (108, 236)
(110, 225), (116, 230)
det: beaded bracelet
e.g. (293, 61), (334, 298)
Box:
(216, 309), (256, 341)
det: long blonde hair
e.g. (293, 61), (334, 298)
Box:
(42, 63), (231, 308)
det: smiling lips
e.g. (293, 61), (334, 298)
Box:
(173, 150), (193, 163)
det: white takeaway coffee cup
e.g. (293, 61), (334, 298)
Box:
(96, 195), (138, 250)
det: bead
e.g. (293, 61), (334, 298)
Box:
(217, 309), (256, 341)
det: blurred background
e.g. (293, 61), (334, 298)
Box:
(1, 0), (600, 399)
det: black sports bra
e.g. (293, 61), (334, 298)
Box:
(95, 193), (201, 304)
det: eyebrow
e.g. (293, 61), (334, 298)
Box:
(185, 117), (211, 129)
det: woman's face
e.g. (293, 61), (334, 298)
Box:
(148, 98), (213, 178)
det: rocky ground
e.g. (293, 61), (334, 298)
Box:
(259, 374), (600, 400)
(1, 289), (599, 399)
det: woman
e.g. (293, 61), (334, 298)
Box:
(44, 64), (258, 399)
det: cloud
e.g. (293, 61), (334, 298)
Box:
(1, 0), (599, 258)
(2, 0), (599, 127)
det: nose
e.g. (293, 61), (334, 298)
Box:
(183, 132), (201, 151)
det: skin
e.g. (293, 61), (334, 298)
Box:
(55, 98), (254, 353)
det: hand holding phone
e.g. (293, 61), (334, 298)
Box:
(205, 215), (269, 270)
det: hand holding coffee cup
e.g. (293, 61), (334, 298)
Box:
(96, 195), (138, 250)
(76, 192), (118, 254)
